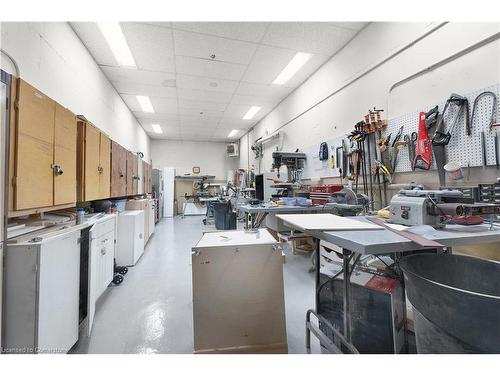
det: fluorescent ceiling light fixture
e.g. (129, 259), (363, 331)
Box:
(97, 22), (136, 68)
(136, 95), (154, 113)
(242, 106), (261, 120)
(273, 52), (312, 85)
(228, 129), (240, 138)
(152, 124), (163, 134)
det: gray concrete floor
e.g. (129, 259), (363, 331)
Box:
(72, 216), (321, 354)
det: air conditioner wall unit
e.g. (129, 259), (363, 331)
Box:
(227, 143), (239, 157)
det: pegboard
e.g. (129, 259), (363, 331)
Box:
(387, 83), (500, 173)
(301, 135), (345, 180)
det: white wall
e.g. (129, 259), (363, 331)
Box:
(240, 22), (500, 173)
(150, 140), (238, 180)
(0, 22), (150, 159)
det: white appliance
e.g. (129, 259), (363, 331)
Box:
(152, 168), (164, 218)
(1, 69), (12, 347)
(116, 210), (144, 266)
(163, 167), (175, 217)
(87, 214), (116, 336)
(3, 227), (81, 353)
(226, 142), (239, 157)
(148, 198), (155, 238)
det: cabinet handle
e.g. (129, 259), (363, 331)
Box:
(51, 164), (64, 175)
(98, 165), (104, 173)
(119, 170), (124, 177)
(101, 247), (106, 255)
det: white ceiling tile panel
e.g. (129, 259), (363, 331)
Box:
(121, 22), (175, 73)
(176, 74), (239, 93)
(149, 96), (179, 114)
(179, 114), (222, 124)
(236, 82), (292, 100)
(112, 81), (178, 98)
(171, 22), (269, 43)
(175, 55), (246, 81)
(179, 107), (223, 118)
(230, 94), (275, 107)
(177, 88), (233, 103)
(173, 29), (258, 64)
(178, 99), (228, 112)
(135, 112), (179, 121)
(262, 22), (357, 55)
(100, 66), (176, 86)
(241, 45), (296, 85)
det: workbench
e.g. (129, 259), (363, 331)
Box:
(238, 204), (338, 230)
(276, 214), (500, 353)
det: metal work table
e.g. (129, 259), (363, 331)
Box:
(277, 214), (500, 353)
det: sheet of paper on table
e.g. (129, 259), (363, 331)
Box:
(275, 213), (384, 231)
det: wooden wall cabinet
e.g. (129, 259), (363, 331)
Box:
(126, 151), (138, 196)
(10, 79), (77, 214)
(53, 103), (77, 205)
(77, 119), (111, 202)
(110, 141), (127, 198)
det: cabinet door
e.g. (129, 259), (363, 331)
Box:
(98, 133), (111, 199)
(84, 124), (100, 201)
(110, 141), (126, 197)
(15, 79), (55, 209)
(53, 104), (77, 205)
(126, 151), (134, 196)
(142, 160), (147, 194)
(132, 154), (138, 195)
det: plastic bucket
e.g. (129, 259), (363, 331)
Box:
(401, 254), (500, 353)
(444, 161), (464, 180)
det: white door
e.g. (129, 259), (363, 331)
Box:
(87, 230), (98, 336)
(163, 167), (175, 217)
(37, 230), (80, 353)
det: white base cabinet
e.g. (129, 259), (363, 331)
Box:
(116, 210), (144, 266)
(87, 214), (116, 336)
(3, 228), (81, 354)
(192, 229), (288, 354)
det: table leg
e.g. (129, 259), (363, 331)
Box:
(315, 238), (321, 312)
(342, 248), (352, 341)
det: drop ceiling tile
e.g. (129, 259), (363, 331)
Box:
(149, 96), (179, 114)
(241, 45), (295, 85)
(176, 74), (239, 93)
(71, 22), (117, 66)
(179, 107), (223, 118)
(230, 94), (275, 107)
(218, 117), (257, 128)
(138, 118), (181, 129)
(262, 22), (357, 55)
(180, 120), (219, 129)
(179, 114), (222, 124)
(213, 128), (245, 139)
(178, 99), (228, 112)
(121, 22), (175, 73)
(113, 81), (177, 98)
(236, 82), (292, 100)
(175, 55), (246, 81)
(177, 88), (233, 103)
(100, 66), (176, 86)
(122, 95), (177, 115)
(136, 112), (179, 121)
(173, 29), (258, 64)
(172, 22), (269, 43)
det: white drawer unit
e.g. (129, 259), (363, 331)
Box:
(116, 210), (145, 266)
(3, 227), (81, 354)
(192, 229), (288, 354)
(87, 214), (116, 336)
(148, 198), (155, 238)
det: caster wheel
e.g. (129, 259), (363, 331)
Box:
(118, 266), (128, 275)
(112, 274), (124, 285)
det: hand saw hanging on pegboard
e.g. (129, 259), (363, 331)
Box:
(414, 106), (439, 170)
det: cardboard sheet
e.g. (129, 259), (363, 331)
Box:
(276, 213), (383, 231)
